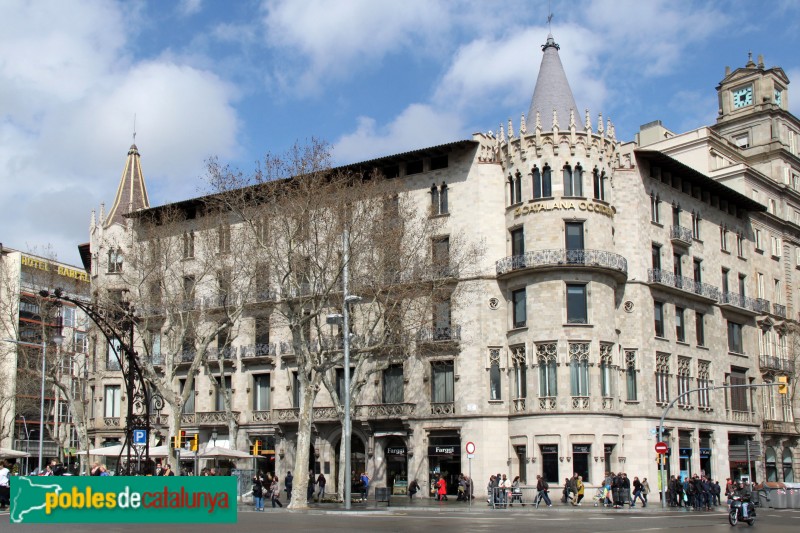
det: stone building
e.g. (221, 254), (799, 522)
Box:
(82, 33), (797, 492)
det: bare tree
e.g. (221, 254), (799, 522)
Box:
(204, 140), (482, 508)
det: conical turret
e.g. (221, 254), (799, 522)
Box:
(528, 34), (583, 131)
(104, 144), (150, 228)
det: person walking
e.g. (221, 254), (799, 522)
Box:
(0, 460), (10, 511)
(575, 476), (585, 505)
(632, 476), (645, 507)
(409, 479), (420, 500)
(535, 475), (552, 507)
(562, 477), (573, 505)
(641, 477), (650, 506)
(270, 476), (283, 508)
(436, 474), (448, 501)
(510, 475), (522, 506)
(285, 471), (293, 502)
(316, 473), (326, 501)
(360, 472), (370, 502)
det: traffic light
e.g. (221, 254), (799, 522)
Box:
(250, 439), (262, 456)
(777, 375), (789, 395)
(171, 431), (186, 449)
(189, 434), (198, 452)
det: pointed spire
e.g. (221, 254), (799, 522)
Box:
(746, 50), (756, 68)
(528, 33), (584, 131)
(104, 144), (150, 228)
(520, 113), (527, 135)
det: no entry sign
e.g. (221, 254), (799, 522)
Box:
(655, 441), (668, 454)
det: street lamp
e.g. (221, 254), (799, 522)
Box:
(3, 330), (61, 475)
(325, 229), (362, 509)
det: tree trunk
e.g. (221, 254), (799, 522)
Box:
(337, 435), (346, 502)
(287, 373), (319, 510)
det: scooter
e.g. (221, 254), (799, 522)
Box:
(728, 496), (756, 526)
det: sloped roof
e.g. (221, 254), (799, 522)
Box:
(528, 34), (583, 130)
(104, 144), (150, 228)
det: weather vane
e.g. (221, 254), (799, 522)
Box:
(133, 113), (137, 144)
(547, 0), (553, 32)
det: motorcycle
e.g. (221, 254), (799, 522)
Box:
(728, 496), (756, 526)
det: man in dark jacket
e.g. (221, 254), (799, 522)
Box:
(285, 471), (294, 501)
(535, 475), (552, 506)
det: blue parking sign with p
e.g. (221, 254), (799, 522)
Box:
(133, 429), (147, 445)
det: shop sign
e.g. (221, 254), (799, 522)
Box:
(699, 448), (711, 458)
(572, 445), (591, 454)
(21, 255), (89, 283)
(513, 200), (617, 219)
(428, 445), (457, 456)
(540, 445), (558, 454)
(386, 446), (406, 457)
(679, 448), (692, 457)
(604, 444), (614, 454)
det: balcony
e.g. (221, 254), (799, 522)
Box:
(726, 409), (756, 423)
(647, 269), (720, 302)
(430, 402), (455, 416)
(571, 396), (590, 410)
(763, 419), (798, 435)
(250, 410), (271, 423)
(669, 225), (693, 246)
(175, 351), (196, 367)
(273, 406), (339, 422)
(240, 343), (276, 365)
(207, 347), (236, 366)
(197, 410), (240, 426)
(772, 303), (787, 318)
(362, 403), (415, 419)
(150, 353), (165, 367)
(720, 292), (771, 316)
(416, 325), (461, 344)
(759, 354), (795, 373)
(538, 397), (556, 410)
(496, 249), (627, 280)
(181, 413), (197, 425)
(103, 417), (121, 427)
(148, 414), (169, 426)
(250, 288), (279, 304)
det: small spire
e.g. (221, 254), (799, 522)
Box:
(535, 111), (542, 131)
(499, 124), (506, 143)
(597, 113), (604, 135)
(746, 50), (755, 68)
(520, 113), (527, 135)
(585, 108), (592, 132)
(552, 108), (559, 129)
(508, 118), (514, 138)
(569, 108), (576, 129)
(757, 54), (764, 69)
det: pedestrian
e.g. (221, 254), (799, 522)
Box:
(510, 475), (522, 506)
(360, 472), (370, 502)
(641, 477), (650, 506)
(436, 474), (448, 501)
(316, 472), (326, 501)
(487, 475), (497, 505)
(562, 477), (573, 505)
(252, 475), (264, 511)
(712, 480), (721, 506)
(159, 463), (175, 476)
(575, 476), (585, 505)
(271, 476), (283, 508)
(632, 476), (645, 507)
(0, 460), (10, 510)
(457, 474), (466, 501)
(285, 470), (293, 501)
(535, 474), (552, 507)
(621, 472), (632, 507)
(307, 470), (315, 501)
(409, 478), (420, 499)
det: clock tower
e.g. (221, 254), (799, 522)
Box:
(716, 52), (789, 122)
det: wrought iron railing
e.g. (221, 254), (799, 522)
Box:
(150, 353), (165, 366)
(539, 397), (556, 410)
(197, 411), (240, 424)
(240, 343), (277, 358)
(647, 269), (720, 301)
(669, 225), (693, 244)
(759, 354), (795, 372)
(417, 325), (461, 343)
(430, 402), (455, 415)
(512, 398), (526, 412)
(496, 249), (627, 276)
(571, 396), (589, 410)
(179, 351), (196, 363)
(773, 303), (787, 318)
(207, 347), (236, 361)
(721, 292), (771, 313)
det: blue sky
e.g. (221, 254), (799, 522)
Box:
(2, 0), (800, 265)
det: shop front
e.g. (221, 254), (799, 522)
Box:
(427, 435), (460, 497)
(384, 441), (408, 494)
(541, 444), (559, 484)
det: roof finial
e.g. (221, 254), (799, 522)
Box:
(547, 0), (553, 34)
(746, 50), (756, 68)
(133, 113), (137, 144)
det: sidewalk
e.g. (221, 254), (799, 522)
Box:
(239, 495), (732, 514)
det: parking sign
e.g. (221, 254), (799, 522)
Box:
(133, 429), (147, 445)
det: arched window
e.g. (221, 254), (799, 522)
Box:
(569, 342), (590, 397)
(507, 174), (515, 206)
(439, 183), (448, 214)
(765, 447), (778, 482)
(532, 166), (542, 199)
(430, 184), (439, 214)
(593, 167), (606, 200)
(573, 164), (584, 197)
(542, 164), (552, 197)
(784, 447), (794, 482)
(537, 343), (558, 399)
(563, 164), (574, 196)
(107, 248), (123, 273)
(514, 171), (522, 204)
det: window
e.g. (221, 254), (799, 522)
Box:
(511, 228), (524, 257)
(677, 357), (692, 406)
(720, 227), (729, 252)
(655, 353), (670, 404)
(566, 284), (588, 324)
(727, 321), (744, 354)
(734, 133), (750, 149)
(652, 244), (662, 270)
(572, 444), (591, 483)
(721, 268), (730, 294)
(433, 295), (452, 333)
(511, 346), (527, 401)
(183, 275), (196, 301)
(532, 166), (551, 199)
(650, 193), (661, 223)
(755, 229), (763, 251)
(489, 349), (501, 400)
(509, 172), (523, 205)
(382, 365), (404, 404)
(565, 222), (584, 251)
(430, 184), (450, 215)
(292, 372), (303, 408)
(214, 376), (232, 411)
(593, 168), (606, 200)
(74, 332), (88, 354)
(537, 343), (558, 397)
(107, 248), (123, 273)
(541, 444), (559, 483)
(654, 301), (665, 337)
(737, 233), (745, 257)
(691, 212), (701, 239)
(599, 343), (614, 397)
(178, 376), (195, 413)
(62, 306), (75, 328)
(148, 330), (161, 358)
(757, 273), (765, 298)
(675, 307), (685, 342)
(569, 342), (590, 396)
(255, 316), (270, 351)
(769, 198), (777, 215)
(673, 253), (683, 278)
(729, 369), (748, 411)
(512, 288), (526, 328)
(693, 258), (702, 283)
(104, 385), (121, 417)
(218, 224), (231, 253)
(771, 235), (782, 257)
(253, 374), (270, 411)
(430, 155), (448, 170)
(775, 279), (783, 304)
(431, 360), (454, 403)
(432, 236), (451, 277)
(107, 338), (121, 370)
(672, 204), (681, 227)
(625, 350), (637, 401)
(697, 360), (711, 409)
(695, 312), (705, 346)
(183, 231), (195, 259)
(406, 160), (423, 175)
(563, 164), (582, 196)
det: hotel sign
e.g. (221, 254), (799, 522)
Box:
(21, 255), (89, 283)
(514, 200), (616, 219)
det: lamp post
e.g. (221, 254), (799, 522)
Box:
(3, 334), (61, 474)
(326, 230), (361, 509)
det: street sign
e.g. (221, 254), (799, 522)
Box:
(465, 441), (476, 454)
(655, 441), (668, 454)
(467, 453), (474, 459)
(133, 429), (147, 446)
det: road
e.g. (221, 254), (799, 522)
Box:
(2, 506), (799, 532)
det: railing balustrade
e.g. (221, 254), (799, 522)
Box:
(496, 249), (627, 276)
(669, 225), (693, 245)
(647, 269), (720, 301)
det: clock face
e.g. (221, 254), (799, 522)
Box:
(733, 86), (753, 108)
(775, 89), (782, 106)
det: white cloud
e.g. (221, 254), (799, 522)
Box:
(334, 104), (463, 164)
(178, 0), (203, 17)
(0, 0), (241, 264)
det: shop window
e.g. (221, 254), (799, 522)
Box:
(541, 444), (559, 483)
(572, 444), (590, 482)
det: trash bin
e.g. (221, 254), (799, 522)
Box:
(755, 488), (770, 509)
(784, 482), (800, 509)
(771, 488), (789, 509)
